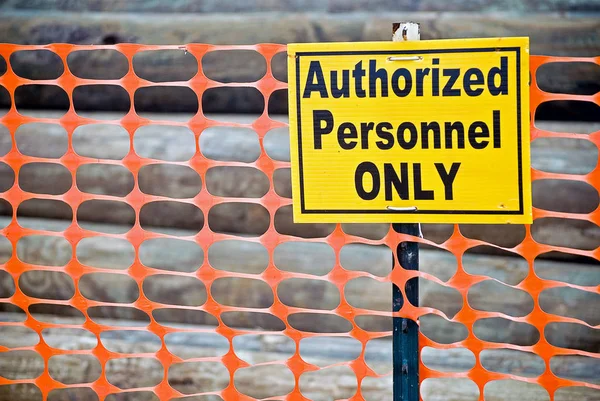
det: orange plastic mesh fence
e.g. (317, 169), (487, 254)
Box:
(0, 43), (598, 401)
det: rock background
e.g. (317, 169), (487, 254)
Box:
(0, 3), (599, 399)
(1, 313), (597, 401)
(3, 0), (599, 13)
(0, 2), (599, 116)
(3, 216), (599, 350)
(1, 114), (599, 259)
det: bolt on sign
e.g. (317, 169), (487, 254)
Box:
(287, 38), (532, 224)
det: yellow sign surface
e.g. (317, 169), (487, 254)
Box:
(288, 38), (531, 224)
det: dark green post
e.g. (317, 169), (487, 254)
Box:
(392, 222), (419, 401)
(391, 22), (420, 401)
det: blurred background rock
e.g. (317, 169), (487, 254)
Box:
(0, 2), (599, 400)
(0, 0), (599, 114)
(0, 0), (599, 248)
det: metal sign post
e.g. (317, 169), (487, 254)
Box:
(391, 22), (420, 401)
(392, 223), (420, 401)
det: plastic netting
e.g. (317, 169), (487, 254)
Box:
(0, 43), (598, 401)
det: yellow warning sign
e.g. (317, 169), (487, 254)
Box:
(287, 38), (531, 224)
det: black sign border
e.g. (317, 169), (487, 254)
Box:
(295, 47), (524, 215)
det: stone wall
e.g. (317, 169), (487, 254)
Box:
(2, 0), (599, 13)
(0, 7), (598, 116)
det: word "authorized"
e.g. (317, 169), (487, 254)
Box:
(303, 57), (509, 99)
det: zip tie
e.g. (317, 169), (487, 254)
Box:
(387, 56), (422, 61)
(386, 206), (418, 211)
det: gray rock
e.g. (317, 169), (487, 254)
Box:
(1, 114), (599, 257)
(2, 216), (599, 350)
(0, 11), (598, 114)
(0, 312), (598, 401)
(2, 0), (599, 13)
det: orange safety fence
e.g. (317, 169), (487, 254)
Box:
(0, 43), (598, 401)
